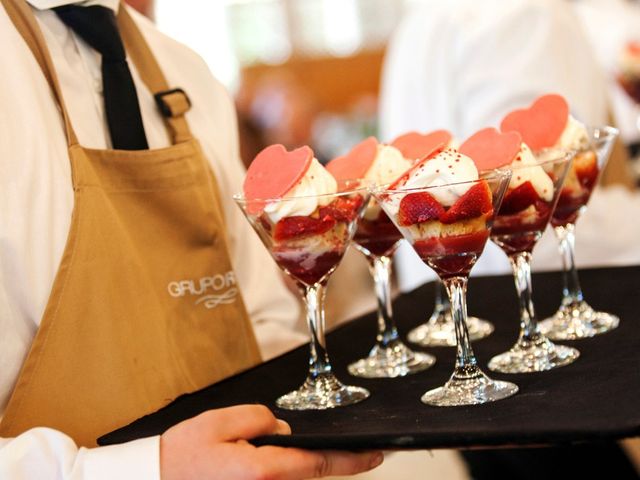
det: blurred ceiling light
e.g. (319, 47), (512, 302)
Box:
(323, 0), (361, 57)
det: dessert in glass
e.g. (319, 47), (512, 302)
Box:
(235, 144), (370, 410)
(326, 137), (436, 378)
(483, 116), (579, 373)
(504, 100), (620, 339)
(392, 131), (495, 347)
(617, 41), (640, 105)
(374, 144), (517, 406)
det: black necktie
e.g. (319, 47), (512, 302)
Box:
(54, 5), (149, 150)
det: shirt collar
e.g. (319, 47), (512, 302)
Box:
(26, 0), (119, 12)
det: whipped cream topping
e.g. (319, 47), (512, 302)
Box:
(510, 143), (554, 201)
(554, 115), (590, 152)
(264, 158), (337, 222)
(384, 148), (479, 217)
(400, 149), (479, 206)
(364, 144), (413, 185)
(363, 145), (413, 220)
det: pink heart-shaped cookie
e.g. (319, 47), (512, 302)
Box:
(326, 137), (378, 181)
(243, 144), (313, 213)
(391, 130), (452, 161)
(459, 127), (522, 170)
(500, 94), (569, 151)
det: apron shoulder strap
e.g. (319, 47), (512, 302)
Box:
(117, 6), (192, 144)
(1, 0), (79, 146)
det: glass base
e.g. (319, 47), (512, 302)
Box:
(276, 373), (370, 410)
(488, 335), (580, 373)
(539, 301), (620, 340)
(421, 367), (518, 407)
(408, 315), (494, 347)
(348, 340), (436, 378)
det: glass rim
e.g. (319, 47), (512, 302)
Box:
(586, 124), (619, 139)
(374, 169), (511, 195)
(233, 180), (370, 204)
(504, 150), (574, 172)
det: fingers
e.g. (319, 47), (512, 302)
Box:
(204, 405), (291, 441)
(253, 447), (384, 479)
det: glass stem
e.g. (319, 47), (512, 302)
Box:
(302, 283), (333, 380)
(368, 255), (399, 348)
(442, 276), (481, 379)
(554, 223), (584, 306)
(508, 252), (541, 343)
(432, 279), (451, 324)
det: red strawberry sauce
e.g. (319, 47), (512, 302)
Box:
(354, 211), (402, 257)
(492, 200), (552, 254)
(273, 248), (342, 285)
(413, 230), (489, 278)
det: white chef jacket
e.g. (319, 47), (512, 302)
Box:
(572, 0), (640, 145)
(378, 0), (640, 292)
(0, 1), (305, 477)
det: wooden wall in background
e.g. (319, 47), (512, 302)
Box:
(238, 48), (386, 113)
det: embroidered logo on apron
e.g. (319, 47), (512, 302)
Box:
(168, 272), (238, 309)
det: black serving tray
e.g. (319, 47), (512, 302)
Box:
(99, 266), (640, 450)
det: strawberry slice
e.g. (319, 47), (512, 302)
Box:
(319, 195), (364, 222)
(398, 192), (445, 226)
(440, 181), (493, 224)
(274, 215), (336, 241)
(499, 181), (540, 215)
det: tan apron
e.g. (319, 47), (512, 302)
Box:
(0, 0), (261, 447)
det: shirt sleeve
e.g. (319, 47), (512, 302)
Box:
(202, 80), (306, 361)
(0, 428), (160, 480)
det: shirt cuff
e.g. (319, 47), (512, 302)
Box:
(79, 436), (160, 480)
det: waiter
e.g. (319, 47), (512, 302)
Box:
(0, 1), (382, 478)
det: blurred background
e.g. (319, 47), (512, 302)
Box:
(127, 0), (640, 181)
(129, 0), (421, 165)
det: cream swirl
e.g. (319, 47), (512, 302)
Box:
(364, 145), (413, 185)
(363, 145), (413, 220)
(264, 158), (337, 222)
(401, 149), (478, 206)
(385, 148), (479, 216)
(510, 143), (554, 201)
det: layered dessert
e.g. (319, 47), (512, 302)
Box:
(488, 141), (555, 254)
(618, 41), (640, 104)
(243, 144), (363, 285)
(382, 146), (495, 278)
(326, 134), (448, 257)
(500, 94), (598, 227)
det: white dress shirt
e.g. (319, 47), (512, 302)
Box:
(379, 0), (640, 292)
(0, 1), (304, 477)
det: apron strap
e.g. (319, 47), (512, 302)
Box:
(117, 5), (192, 144)
(1, 0), (79, 146)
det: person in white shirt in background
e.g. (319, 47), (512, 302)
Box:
(368, 1), (640, 479)
(571, 0), (640, 168)
(380, 0), (640, 294)
(0, 1), (384, 478)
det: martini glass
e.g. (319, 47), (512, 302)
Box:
(540, 127), (620, 340)
(407, 279), (494, 347)
(488, 153), (579, 374)
(347, 204), (436, 378)
(374, 171), (518, 406)
(234, 181), (370, 410)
